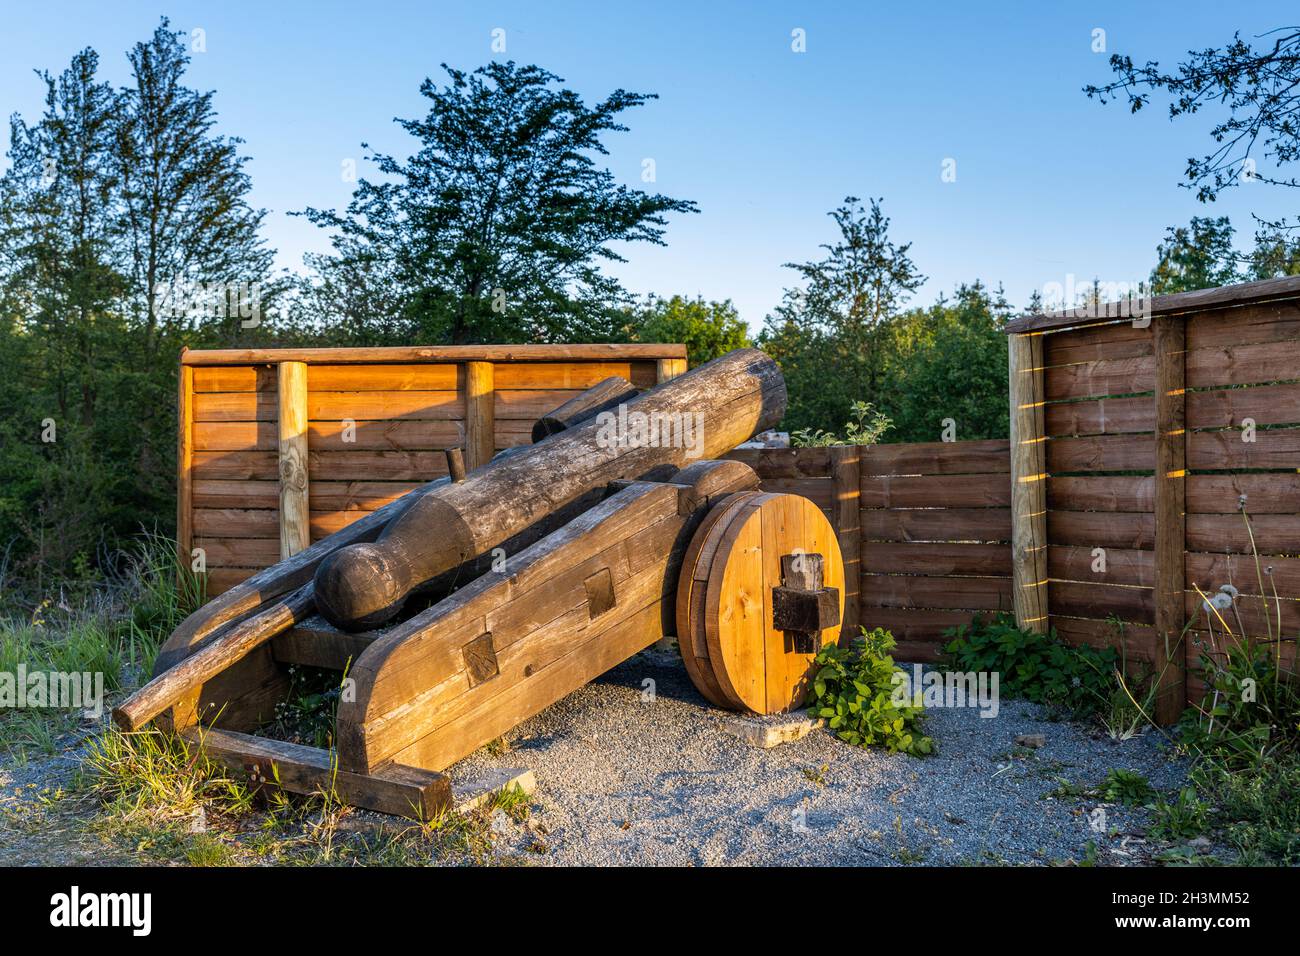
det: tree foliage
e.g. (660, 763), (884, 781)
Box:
(627, 294), (750, 366)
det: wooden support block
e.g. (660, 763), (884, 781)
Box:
(829, 445), (861, 641)
(656, 357), (688, 383)
(464, 360), (495, 471)
(719, 714), (825, 749)
(181, 726), (450, 820)
(1008, 333), (1049, 633)
(452, 768), (537, 814)
(277, 361), (311, 560)
(1153, 316), (1187, 724)
(271, 619), (381, 670)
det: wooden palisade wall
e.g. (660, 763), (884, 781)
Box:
(178, 345), (687, 597)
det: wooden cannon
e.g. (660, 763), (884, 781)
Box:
(115, 349), (843, 818)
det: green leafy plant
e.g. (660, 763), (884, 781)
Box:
(790, 401), (892, 447)
(942, 613), (1116, 719)
(1150, 786), (1211, 841)
(1099, 768), (1154, 806)
(807, 627), (933, 756)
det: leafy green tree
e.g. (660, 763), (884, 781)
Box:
(1249, 228), (1300, 279)
(628, 294), (750, 365)
(1149, 217), (1241, 294)
(299, 61), (697, 345)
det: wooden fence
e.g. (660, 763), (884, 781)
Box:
(178, 344), (687, 596)
(1006, 275), (1300, 721)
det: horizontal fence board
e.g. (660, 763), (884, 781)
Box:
(310, 481), (421, 512)
(306, 391), (462, 421)
(308, 420), (463, 451)
(1047, 434), (1152, 472)
(310, 450), (450, 482)
(192, 366), (276, 393)
(1186, 338), (1300, 388)
(891, 640), (946, 663)
(307, 364), (459, 391)
(192, 391), (278, 421)
(1050, 579), (1154, 624)
(1043, 356), (1155, 401)
(1051, 616), (1157, 658)
(1187, 426), (1300, 470)
(1047, 476), (1154, 512)
(1187, 383), (1300, 429)
(192, 421), (276, 452)
(193, 479), (279, 509)
(192, 450), (278, 480)
(1186, 301), (1300, 350)
(206, 568), (256, 596)
(1186, 552), (1300, 597)
(1185, 591), (1300, 634)
(862, 542), (1012, 576)
(1186, 514), (1300, 555)
(859, 473), (1010, 509)
(193, 508), (278, 538)
(1044, 395), (1154, 436)
(857, 607), (985, 644)
(194, 537), (280, 566)
(1050, 511), (1154, 549)
(861, 508), (1012, 543)
(754, 477), (834, 509)
(860, 439), (1009, 476)
(1043, 322), (1154, 366)
(860, 574), (1013, 611)
(310, 510), (369, 538)
(726, 446), (831, 478)
(494, 388), (585, 420)
(1188, 474), (1300, 513)
(1048, 545), (1154, 587)
(493, 362), (657, 389)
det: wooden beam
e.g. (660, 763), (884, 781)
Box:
(1008, 333), (1049, 632)
(463, 360), (495, 471)
(180, 726), (450, 820)
(656, 356), (689, 383)
(830, 445), (861, 642)
(1153, 316), (1188, 724)
(277, 361), (310, 559)
(177, 354), (195, 579)
(182, 344), (687, 365)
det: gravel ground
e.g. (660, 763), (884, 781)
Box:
(451, 649), (1191, 866)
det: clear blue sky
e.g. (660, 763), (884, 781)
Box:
(2, 1), (1293, 330)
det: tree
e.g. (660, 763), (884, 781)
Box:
(758, 197), (925, 431)
(299, 61), (697, 345)
(1149, 216), (1241, 294)
(1085, 28), (1300, 201)
(628, 294), (750, 365)
(1249, 227), (1300, 279)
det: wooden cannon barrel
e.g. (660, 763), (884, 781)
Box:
(531, 376), (639, 443)
(315, 348), (787, 630)
(676, 493), (844, 715)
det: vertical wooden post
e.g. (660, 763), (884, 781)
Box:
(830, 445), (861, 642)
(656, 357), (688, 384)
(277, 361), (311, 560)
(1153, 316), (1188, 724)
(1008, 333), (1049, 633)
(463, 360), (495, 471)
(176, 351), (194, 579)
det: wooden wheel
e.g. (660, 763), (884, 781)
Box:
(678, 492), (844, 715)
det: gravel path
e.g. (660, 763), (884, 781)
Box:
(451, 649), (1190, 866)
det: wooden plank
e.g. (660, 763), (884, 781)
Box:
(1152, 315), (1187, 722)
(1187, 384), (1300, 429)
(463, 360), (494, 472)
(493, 388), (585, 420)
(184, 344), (685, 365)
(206, 568), (256, 595)
(193, 537), (281, 566)
(308, 363), (458, 391)
(192, 365), (275, 392)
(1050, 511), (1154, 549)
(193, 509), (279, 538)
(858, 606), (987, 641)
(1048, 545), (1154, 587)
(1186, 551), (1300, 598)
(1052, 616), (1157, 659)
(192, 450), (279, 480)
(1047, 434), (1152, 472)
(1044, 395), (1154, 436)
(310, 450), (450, 481)
(1043, 322), (1154, 366)
(1186, 338), (1300, 388)
(753, 477), (834, 508)
(193, 479), (280, 509)
(1050, 579), (1155, 624)
(192, 421), (277, 451)
(192, 390), (278, 421)
(861, 508), (1012, 543)
(309, 511), (371, 538)
(1047, 476), (1153, 512)
(891, 640), (946, 662)
(1187, 426), (1300, 470)
(1043, 356), (1155, 401)
(306, 390), (462, 421)
(1005, 275), (1300, 334)
(860, 574), (1013, 611)
(177, 360), (194, 577)
(1186, 300), (1300, 349)
(830, 445), (861, 639)
(656, 357), (688, 383)
(726, 446), (832, 478)
(1184, 591), (1300, 635)
(861, 542), (1012, 576)
(272, 621), (380, 670)
(1188, 474), (1300, 513)
(860, 473), (1010, 509)
(493, 361), (657, 389)
(309, 481), (420, 512)
(180, 726), (450, 820)
(308, 419), (462, 451)
(860, 439), (1010, 476)
(278, 361), (311, 560)
(1186, 514), (1300, 554)
(1009, 332), (1049, 633)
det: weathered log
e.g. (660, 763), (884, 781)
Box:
(531, 376), (639, 443)
(315, 348), (786, 631)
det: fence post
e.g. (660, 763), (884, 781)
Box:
(656, 357), (688, 384)
(464, 361), (495, 471)
(1008, 333), (1049, 633)
(830, 445), (861, 642)
(277, 361), (311, 559)
(176, 352), (194, 576)
(1153, 316), (1188, 724)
